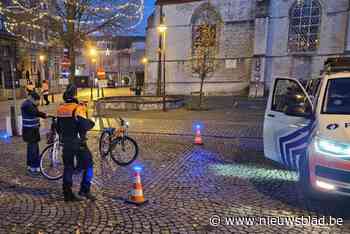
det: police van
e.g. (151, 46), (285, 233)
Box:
(264, 58), (350, 197)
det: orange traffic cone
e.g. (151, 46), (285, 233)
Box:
(194, 125), (203, 145)
(126, 169), (148, 205)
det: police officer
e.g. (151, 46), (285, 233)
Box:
(21, 91), (47, 176)
(57, 84), (96, 202)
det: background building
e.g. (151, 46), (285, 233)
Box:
(0, 14), (18, 98)
(145, 0), (350, 96)
(75, 36), (145, 88)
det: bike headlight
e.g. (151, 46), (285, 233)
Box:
(315, 136), (350, 157)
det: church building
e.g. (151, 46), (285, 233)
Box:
(145, 0), (350, 96)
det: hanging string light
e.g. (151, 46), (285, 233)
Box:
(1, 0), (145, 44)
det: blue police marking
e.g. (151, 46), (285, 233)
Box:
(327, 123), (339, 130)
(278, 121), (315, 170)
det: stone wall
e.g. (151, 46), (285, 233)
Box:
(265, 0), (350, 88)
(145, 0), (255, 95)
(146, 0), (350, 95)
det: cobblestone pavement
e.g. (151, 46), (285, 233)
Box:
(1, 128), (350, 233)
(1, 97), (350, 233)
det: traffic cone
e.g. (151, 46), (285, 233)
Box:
(194, 126), (203, 145)
(126, 169), (148, 205)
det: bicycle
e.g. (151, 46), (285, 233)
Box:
(39, 116), (64, 180)
(99, 117), (138, 166)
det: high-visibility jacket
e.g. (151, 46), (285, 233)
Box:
(56, 100), (95, 145)
(21, 99), (47, 143)
(42, 83), (49, 95)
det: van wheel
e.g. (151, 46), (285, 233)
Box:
(298, 155), (325, 200)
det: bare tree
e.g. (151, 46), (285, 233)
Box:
(0, 0), (144, 81)
(190, 23), (218, 109)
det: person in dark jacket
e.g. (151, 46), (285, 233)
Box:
(21, 91), (47, 176)
(41, 80), (50, 105)
(57, 84), (96, 202)
(26, 81), (35, 95)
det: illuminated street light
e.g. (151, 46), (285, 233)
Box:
(141, 57), (148, 64)
(39, 55), (45, 62)
(90, 47), (97, 57)
(158, 24), (167, 33)
(157, 23), (167, 112)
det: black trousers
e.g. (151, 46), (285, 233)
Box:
(62, 143), (94, 193)
(26, 142), (40, 168)
(43, 95), (50, 105)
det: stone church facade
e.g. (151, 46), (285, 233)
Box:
(145, 0), (350, 96)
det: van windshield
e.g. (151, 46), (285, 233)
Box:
(323, 78), (350, 114)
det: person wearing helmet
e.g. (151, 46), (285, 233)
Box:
(56, 84), (96, 202)
(21, 91), (48, 176)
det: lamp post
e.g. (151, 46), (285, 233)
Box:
(91, 57), (97, 100)
(141, 57), (148, 96)
(39, 54), (47, 106)
(89, 47), (97, 100)
(39, 54), (45, 84)
(158, 24), (167, 112)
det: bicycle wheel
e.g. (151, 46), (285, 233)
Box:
(99, 130), (112, 158)
(110, 136), (138, 166)
(40, 143), (64, 180)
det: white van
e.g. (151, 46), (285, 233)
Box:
(264, 58), (350, 197)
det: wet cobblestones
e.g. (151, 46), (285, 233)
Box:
(0, 131), (350, 233)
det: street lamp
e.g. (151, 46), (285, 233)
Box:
(39, 55), (45, 62)
(158, 24), (167, 33)
(141, 57), (148, 65)
(90, 57), (97, 100)
(89, 47), (97, 57)
(157, 24), (167, 112)
(89, 45), (98, 100)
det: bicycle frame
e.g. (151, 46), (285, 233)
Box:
(107, 117), (129, 139)
(47, 117), (60, 167)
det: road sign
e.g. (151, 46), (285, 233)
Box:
(59, 78), (69, 85)
(98, 80), (108, 88)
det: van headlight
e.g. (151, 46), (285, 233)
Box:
(315, 136), (350, 157)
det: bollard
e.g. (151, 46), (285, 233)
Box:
(6, 116), (12, 137)
(17, 116), (22, 136)
(10, 105), (17, 136)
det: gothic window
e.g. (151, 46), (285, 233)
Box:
(191, 3), (221, 59)
(288, 0), (321, 53)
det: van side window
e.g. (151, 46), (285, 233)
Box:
(272, 79), (312, 114)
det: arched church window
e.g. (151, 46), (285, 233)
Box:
(288, 0), (321, 53)
(191, 3), (221, 60)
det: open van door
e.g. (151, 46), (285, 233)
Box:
(264, 78), (314, 170)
